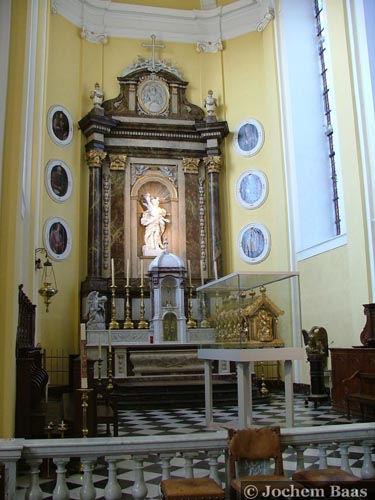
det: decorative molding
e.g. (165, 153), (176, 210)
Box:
(203, 156), (222, 174)
(102, 170), (110, 271)
(81, 26), (108, 45)
(52, 0), (274, 43)
(199, 176), (207, 271)
(182, 158), (200, 175)
(256, 7), (275, 32)
(196, 39), (223, 53)
(51, 1), (58, 15)
(86, 150), (107, 168)
(109, 154), (127, 171)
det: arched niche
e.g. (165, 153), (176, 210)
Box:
(131, 172), (179, 263)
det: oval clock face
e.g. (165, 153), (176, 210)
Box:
(137, 79), (170, 116)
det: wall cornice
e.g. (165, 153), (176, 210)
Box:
(52, 0), (274, 44)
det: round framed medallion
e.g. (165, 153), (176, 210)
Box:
(137, 78), (170, 116)
(236, 170), (268, 209)
(233, 118), (265, 157)
(45, 159), (73, 203)
(43, 217), (72, 261)
(47, 105), (73, 146)
(238, 223), (271, 264)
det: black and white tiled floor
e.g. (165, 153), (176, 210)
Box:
(17, 394), (370, 499)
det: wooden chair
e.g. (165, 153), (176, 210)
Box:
(292, 467), (361, 493)
(227, 426), (302, 499)
(160, 477), (225, 500)
(93, 384), (119, 437)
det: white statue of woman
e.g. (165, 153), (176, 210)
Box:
(140, 193), (170, 250)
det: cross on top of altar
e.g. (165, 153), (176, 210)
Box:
(142, 34), (165, 72)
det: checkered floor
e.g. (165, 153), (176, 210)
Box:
(17, 393), (370, 499)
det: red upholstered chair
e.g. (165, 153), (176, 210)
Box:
(160, 477), (225, 500)
(292, 467), (362, 494)
(228, 426), (303, 500)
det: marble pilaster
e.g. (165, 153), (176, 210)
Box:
(203, 156), (223, 279)
(86, 150), (107, 277)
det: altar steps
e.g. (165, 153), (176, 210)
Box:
(113, 376), (265, 410)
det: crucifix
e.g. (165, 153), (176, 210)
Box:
(142, 34), (165, 72)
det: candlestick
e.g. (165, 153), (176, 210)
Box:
(80, 324), (88, 389)
(111, 258), (115, 286)
(188, 260), (192, 287)
(214, 260), (218, 280)
(200, 260), (204, 286)
(141, 259), (144, 287)
(108, 330), (112, 353)
(126, 258), (130, 287)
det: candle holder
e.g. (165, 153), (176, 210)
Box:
(78, 388), (92, 437)
(138, 284), (149, 329)
(106, 350), (114, 391)
(97, 357), (103, 383)
(200, 293), (210, 328)
(109, 284), (119, 329)
(123, 284), (134, 329)
(57, 419), (68, 438)
(187, 286), (197, 329)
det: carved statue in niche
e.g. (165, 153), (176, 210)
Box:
(140, 192), (170, 254)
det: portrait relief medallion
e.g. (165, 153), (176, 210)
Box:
(137, 78), (170, 116)
(238, 223), (271, 264)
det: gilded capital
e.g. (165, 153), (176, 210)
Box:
(183, 158), (200, 175)
(109, 154), (127, 170)
(86, 149), (107, 168)
(203, 156), (222, 174)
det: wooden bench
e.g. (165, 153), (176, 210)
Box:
(342, 370), (375, 420)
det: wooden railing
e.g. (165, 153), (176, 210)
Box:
(1, 422), (375, 500)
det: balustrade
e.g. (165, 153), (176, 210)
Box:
(1, 423), (374, 500)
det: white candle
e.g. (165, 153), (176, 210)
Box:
(200, 260), (204, 286)
(126, 258), (130, 286)
(214, 260), (218, 280)
(187, 260), (192, 287)
(80, 323), (87, 388)
(108, 330), (112, 353)
(111, 258), (115, 286)
(141, 259), (144, 287)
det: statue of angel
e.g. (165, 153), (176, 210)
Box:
(140, 193), (170, 250)
(86, 291), (107, 330)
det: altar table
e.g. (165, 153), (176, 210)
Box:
(198, 347), (305, 428)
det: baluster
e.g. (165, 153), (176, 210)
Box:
(80, 457), (96, 500)
(361, 441), (375, 479)
(104, 457), (122, 500)
(131, 455), (148, 500)
(25, 459), (43, 500)
(207, 451), (221, 485)
(183, 453), (196, 478)
(160, 453), (174, 480)
(339, 442), (352, 473)
(318, 444), (328, 469)
(294, 446), (305, 472)
(52, 457), (70, 500)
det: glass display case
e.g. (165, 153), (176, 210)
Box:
(196, 271), (301, 349)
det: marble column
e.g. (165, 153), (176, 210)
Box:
(203, 156), (223, 279)
(183, 158), (201, 278)
(108, 154), (127, 277)
(86, 150), (107, 277)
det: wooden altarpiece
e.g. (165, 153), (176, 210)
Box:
(79, 55), (229, 322)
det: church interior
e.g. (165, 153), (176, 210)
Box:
(1, 0), (375, 496)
